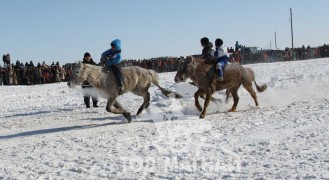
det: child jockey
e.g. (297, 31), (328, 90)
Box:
(101, 39), (124, 95)
(200, 37), (215, 60)
(214, 38), (229, 81)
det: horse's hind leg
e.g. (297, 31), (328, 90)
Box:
(229, 86), (240, 112)
(242, 83), (259, 106)
(225, 88), (231, 104)
(136, 91), (150, 115)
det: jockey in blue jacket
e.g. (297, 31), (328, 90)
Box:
(214, 38), (229, 81)
(101, 39), (122, 67)
(101, 39), (124, 95)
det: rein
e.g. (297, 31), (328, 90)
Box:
(85, 65), (105, 88)
(93, 69), (103, 83)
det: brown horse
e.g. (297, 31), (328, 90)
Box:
(174, 56), (267, 118)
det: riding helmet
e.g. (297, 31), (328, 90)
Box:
(200, 37), (209, 46)
(215, 38), (223, 47)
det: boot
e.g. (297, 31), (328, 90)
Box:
(216, 63), (224, 81)
(84, 96), (90, 108)
(92, 97), (99, 108)
(112, 65), (125, 95)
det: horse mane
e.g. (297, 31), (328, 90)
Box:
(189, 56), (210, 66)
(188, 56), (214, 76)
(83, 63), (142, 71)
(82, 63), (103, 70)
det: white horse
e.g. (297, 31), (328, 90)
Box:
(67, 62), (182, 122)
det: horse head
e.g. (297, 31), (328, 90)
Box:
(67, 62), (88, 88)
(174, 56), (194, 83)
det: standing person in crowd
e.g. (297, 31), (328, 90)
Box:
(3, 54), (10, 65)
(43, 67), (49, 83)
(66, 66), (72, 82)
(29, 61), (34, 68)
(101, 39), (124, 95)
(82, 52), (99, 108)
(61, 65), (66, 82)
(13, 68), (18, 85)
(5, 54), (11, 65)
(0, 65), (4, 85)
(33, 67), (40, 84)
(55, 66), (61, 82)
(2, 54), (5, 65)
(38, 65), (43, 84)
(8, 65), (14, 85)
(235, 41), (240, 52)
(214, 38), (229, 81)
(16, 60), (20, 67)
(26, 67), (32, 85)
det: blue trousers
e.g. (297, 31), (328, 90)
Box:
(217, 56), (229, 77)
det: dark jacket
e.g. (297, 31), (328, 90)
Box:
(202, 42), (217, 64)
(81, 58), (96, 88)
(5, 54), (11, 62)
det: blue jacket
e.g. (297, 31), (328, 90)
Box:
(101, 39), (122, 67)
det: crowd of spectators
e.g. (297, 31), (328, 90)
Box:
(119, 57), (182, 73)
(1, 44), (328, 86)
(239, 44), (329, 64)
(0, 58), (72, 86)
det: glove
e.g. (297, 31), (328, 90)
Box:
(107, 54), (114, 59)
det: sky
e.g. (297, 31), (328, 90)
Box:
(0, 0), (328, 65)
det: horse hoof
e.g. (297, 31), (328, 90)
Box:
(123, 113), (132, 123)
(106, 107), (111, 113)
(228, 109), (236, 112)
(199, 114), (205, 119)
(196, 107), (202, 112)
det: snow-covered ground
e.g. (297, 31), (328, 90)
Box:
(1, 58), (329, 179)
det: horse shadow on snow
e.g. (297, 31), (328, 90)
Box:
(0, 121), (124, 140)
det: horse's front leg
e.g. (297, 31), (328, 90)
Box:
(106, 97), (121, 113)
(200, 91), (213, 119)
(194, 89), (203, 112)
(113, 100), (132, 123)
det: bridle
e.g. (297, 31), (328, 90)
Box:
(181, 58), (194, 76)
(70, 65), (85, 83)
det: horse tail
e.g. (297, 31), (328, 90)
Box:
(147, 70), (182, 99)
(246, 68), (267, 92)
(255, 82), (267, 92)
